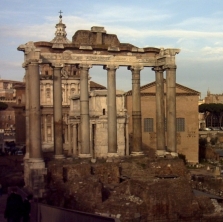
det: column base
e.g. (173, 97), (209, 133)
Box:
(54, 154), (65, 159)
(29, 158), (45, 168)
(27, 158), (46, 199)
(130, 151), (144, 156)
(106, 153), (119, 162)
(170, 152), (178, 157)
(79, 153), (92, 158)
(156, 150), (166, 157)
(107, 153), (119, 158)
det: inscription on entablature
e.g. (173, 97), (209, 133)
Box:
(137, 58), (155, 63)
(43, 53), (63, 60)
(86, 56), (111, 62)
(42, 53), (158, 65)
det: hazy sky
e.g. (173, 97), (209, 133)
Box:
(1, 0), (223, 98)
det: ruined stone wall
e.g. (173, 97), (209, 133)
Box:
(43, 157), (221, 221)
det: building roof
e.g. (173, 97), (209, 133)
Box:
(0, 79), (23, 84)
(90, 81), (106, 90)
(125, 79), (200, 96)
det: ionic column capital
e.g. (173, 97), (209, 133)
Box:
(103, 64), (119, 70)
(27, 59), (40, 65)
(22, 62), (29, 68)
(163, 65), (177, 70)
(78, 64), (92, 70)
(128, 65), (144, 72)
(152, 66), (164, 72)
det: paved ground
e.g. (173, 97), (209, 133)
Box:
(0, 194), (8, 222)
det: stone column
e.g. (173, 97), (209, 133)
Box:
(24, 66), (30, 187)
(104, 64), (118, 156)
(28, 61), (42, 159)
(25, 66), (30, 159)
(53, 65), (64, 159)
(51, 115), (54, 142)
(79, 64), (91, 157)
(68, 122), (71, 155)
(166, 65), (177, 153)
(28, 60), (46, 198)
(125, 118), (129, 156)
(129, 65), (143, 155)
(72, 124), (77, 156)
(44, 115), (47, 142)
(153, 67), (166, 155)
(77, 123), (81, 155)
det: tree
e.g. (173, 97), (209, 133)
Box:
(0, 102), (8, 111)
(199, 103), (223, 127)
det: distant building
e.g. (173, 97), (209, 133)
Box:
(126, 80), (200, 163)
(204, 89), (223, 104)
(200, 90), (223, 128)
(69, 89), (128, 157)
(39, 64), (106, 151)
(0, 78), (25, 146)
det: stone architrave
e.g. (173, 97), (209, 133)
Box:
(165, 65), (177, 153)
(153, 66), (165, 154)
(52, 64), (64, 159)
(129, 65), (143, 155)
(79, 64), (92, 157)
(104, 64), (119, 155)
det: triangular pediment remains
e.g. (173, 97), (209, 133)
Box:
(126, 80), (200, 96)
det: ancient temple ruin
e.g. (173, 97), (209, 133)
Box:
(18, 15), (180, 196)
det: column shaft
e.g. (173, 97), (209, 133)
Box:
(68, 122), (71, 155)
(154, 67), (165, 151)
(44, 115), (47, 142)
(166, 66), (176, 152)
(130, 66), (143, 153)
(53, 66), (64, 158)
(80, 64), (91, 155)
(72, 124), (77, 156)
(28, 62), (42, 159)
(105, 65), (118, 153)
(51, 115), (54, 142)
(25, 67), (30, 158)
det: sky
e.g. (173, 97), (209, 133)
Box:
(1, 0), (223, 98)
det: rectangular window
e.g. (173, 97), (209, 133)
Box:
(164, 118), (185, 132)
(144, 118), (153, 132)
(176, 118), (185, 132)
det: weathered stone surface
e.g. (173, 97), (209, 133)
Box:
(92, 163), (120, 185)
(72, 30), (120, 46)
(43, 157), (222, 221)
